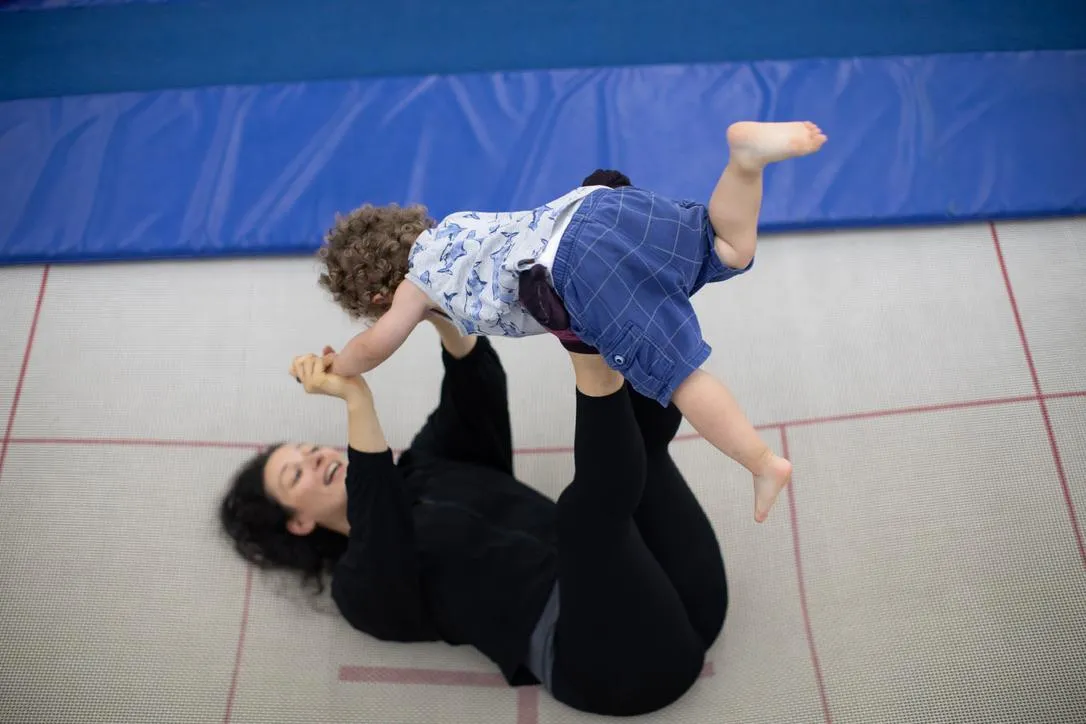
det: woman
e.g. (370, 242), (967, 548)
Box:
(220, 312), (729, 716)
(219, 170), (729, 717)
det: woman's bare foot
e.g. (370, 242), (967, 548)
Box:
(753, 453), (793, 523)
(727, 121), (827, 172)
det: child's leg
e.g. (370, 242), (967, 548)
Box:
(710, 121), (826, 269)
(672, 368), (792, 523)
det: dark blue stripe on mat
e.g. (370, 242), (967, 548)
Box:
(3, 0), (1086, 100)
(2, 51), (1084, 265)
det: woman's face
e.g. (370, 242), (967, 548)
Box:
(263, 443), (348, 536)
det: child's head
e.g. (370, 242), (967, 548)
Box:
(318, 203), (435, 319)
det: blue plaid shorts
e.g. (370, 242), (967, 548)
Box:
(550, 187), (752, 406)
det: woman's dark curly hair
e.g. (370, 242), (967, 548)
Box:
(219, 445), (348, 594)
(317, 204), (436, 321)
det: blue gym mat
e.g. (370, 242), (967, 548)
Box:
(2, 0), (1085, 265)
(1, 50), (1085, 264)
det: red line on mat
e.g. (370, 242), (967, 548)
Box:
(755, 394), (1041, 430)
(516, 686), (540, 724)
(11, 437), (266, 451)
(339, 666), (544, 721)
(0, 266), (49, 483)
(223, 566), (253, 724)
(337, 658), (714, 723)
(781, 427), (833, 724)
(339, 666), (509, 687)
(990, 222), (1086, 570)
(10, 390), (1082, 456)
(339, 661), (716, 686)
(1044, 390), (1086, 402)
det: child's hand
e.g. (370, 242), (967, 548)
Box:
(290, 349), (369, 401)
(327, 348), (354, 378)
(320, 345), (337, 371)
(320, 345), (361, 383)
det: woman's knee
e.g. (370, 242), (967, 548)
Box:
(701, 573), (728, 648)
(555, 480), (642, 546)
(691, 544), (729, 649)
(552, 639), (706, 717)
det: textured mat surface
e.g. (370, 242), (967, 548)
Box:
(1, 219), (1084, 723)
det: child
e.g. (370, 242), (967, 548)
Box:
(319, 121), (826, 523)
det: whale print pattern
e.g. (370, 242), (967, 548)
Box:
(404, 186), (605, 337)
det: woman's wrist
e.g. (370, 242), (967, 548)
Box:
(344, 385), (374, 411)
(344, 389), (388, 453)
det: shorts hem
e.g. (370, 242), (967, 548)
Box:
(594, 320), (711, 407)
(655, 341), (711, 407)
(703, 234), (755, 283)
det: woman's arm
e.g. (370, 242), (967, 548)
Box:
(290, 353), (437, 641)
(402, 323), (514, 474)
(290, 350), (389, 454)
(332, 443), (438, 642)
(344, 383), (387, 453)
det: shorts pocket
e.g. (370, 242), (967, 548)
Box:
(601, 321), (676, 404)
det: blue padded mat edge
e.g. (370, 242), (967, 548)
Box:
(1, 50), (1085, 265)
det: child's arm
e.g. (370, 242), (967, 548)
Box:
(331, 282), (431, 377)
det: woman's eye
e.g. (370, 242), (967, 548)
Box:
(293, 469), (301, 485)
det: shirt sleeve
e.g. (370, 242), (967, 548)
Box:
(330, 447), (438, 642)
(403, 337), (514, 475)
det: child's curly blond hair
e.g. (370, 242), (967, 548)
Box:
(317, 203), (435, 320)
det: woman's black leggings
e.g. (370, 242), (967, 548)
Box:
(549, 383), (729, 717)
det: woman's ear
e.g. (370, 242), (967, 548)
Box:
(286, 516), (316, 537)
(371, 293), (386, 305)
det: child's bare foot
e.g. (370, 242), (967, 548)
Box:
(727, 121), (826, 173)
(753, 453), (793, 523)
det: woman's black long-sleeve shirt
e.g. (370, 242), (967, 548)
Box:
(329, 338), (558, 686)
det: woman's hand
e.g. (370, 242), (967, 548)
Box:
(290, 346), (371, 402)
(291, 346), (387, 453)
